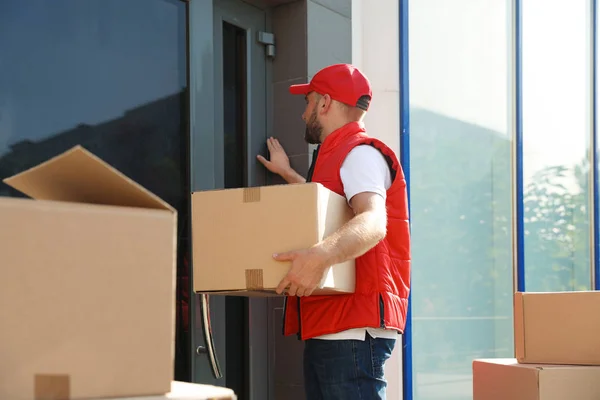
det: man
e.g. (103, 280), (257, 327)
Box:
(256, 64), (411, 400)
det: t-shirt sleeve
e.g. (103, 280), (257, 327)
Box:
(339, 144), (392, 203)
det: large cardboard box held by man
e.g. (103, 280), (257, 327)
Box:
(473, 359), (600, 400)
(514, 291), (600, 365)
(192, 183), (355, 295)
(0, 146), (177, 400)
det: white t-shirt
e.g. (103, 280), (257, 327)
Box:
(313, 145), (398, 341)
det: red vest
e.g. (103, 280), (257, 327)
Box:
(283, 121), (411, 339)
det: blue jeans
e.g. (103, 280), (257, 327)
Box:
(303, 333), (396, 400)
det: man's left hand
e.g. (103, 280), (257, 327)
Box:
(273, 246), (332, 297)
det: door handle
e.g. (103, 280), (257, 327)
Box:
(198, 293), (223, 379)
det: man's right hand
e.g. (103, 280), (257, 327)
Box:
(257, 137), (290, 176)
(257, 138), (307, 184)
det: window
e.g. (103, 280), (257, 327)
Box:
(522, 0), (593, 292)
(409, 0), (514, 398)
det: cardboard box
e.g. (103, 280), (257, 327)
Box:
(514, 291), (600, 365)
(473, 358), (600, 400)
(192, 183), (355, 295)
(0, 146), (177, 399)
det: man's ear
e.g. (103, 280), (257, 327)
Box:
(319, 94), (333, 114)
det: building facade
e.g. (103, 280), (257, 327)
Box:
(1, 0), (597, 399)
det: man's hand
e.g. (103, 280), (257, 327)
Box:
(257, 137), (291, 176)
(273, 246), (331, 297)
(257, 138), (306, 184)
(273, 192), (387, 297)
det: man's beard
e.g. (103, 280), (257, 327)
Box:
(304, 108), (322, 144)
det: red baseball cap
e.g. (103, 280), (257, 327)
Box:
(289, 64), (372, 111)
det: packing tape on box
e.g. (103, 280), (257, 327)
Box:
(35, 374), (70, 400)
(245, 269), (264, 290)
(243, 187), (261, 203)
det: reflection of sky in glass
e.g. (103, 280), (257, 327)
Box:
(410, 0), (588, 193)
(410, 0), (509, 136)
(522, 0), (589, 193)
(0, 0), (186, 157)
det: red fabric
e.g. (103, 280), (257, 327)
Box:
(289, 64), (372, 110)
(283, 121), (411, 340)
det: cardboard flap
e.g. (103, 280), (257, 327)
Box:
(3, 146), (175, 212)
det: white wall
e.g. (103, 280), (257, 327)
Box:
(352, 0), (400, 156)
(352, 1), (403, 399)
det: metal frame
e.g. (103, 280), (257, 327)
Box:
(189, 0), (270, 397)
(592, 0), (600, 291)
(189, 0), (226, 388)
(516, 0), (598, 293)
(399, 1), (412, 399)
(263, 7), (275, 398)
(513, 0), (525, 294)
(213, 0), (268, 190)
(213, 3), (270, 399)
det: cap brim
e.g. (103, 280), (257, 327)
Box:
(289, 83), (311, 95)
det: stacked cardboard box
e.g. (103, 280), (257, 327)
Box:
(473, 291), (600, 400)
(0, 146), (178, 399)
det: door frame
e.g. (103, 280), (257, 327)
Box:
(188, 1), (272, 398)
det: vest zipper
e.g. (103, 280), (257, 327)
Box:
(379, 294), (386, 328)
(296, 301), (302, 340)
(282, 145), (320, 340)
(306, 145), (320, 182)
(298, 146), (319, 340)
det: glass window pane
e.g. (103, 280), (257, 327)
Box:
(409, 1), (514, 398)
(0, 0), (190, 380)
(0, 0), (187, 209)
(522, 0), (592, 291)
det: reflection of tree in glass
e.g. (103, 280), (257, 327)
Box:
(524, 159), (591, 292)
(410, 109), (514, 378)
(0, 90), (188, 210)
(393, 109), (592, 395)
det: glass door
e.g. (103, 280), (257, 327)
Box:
(189, 0), (269, 398)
